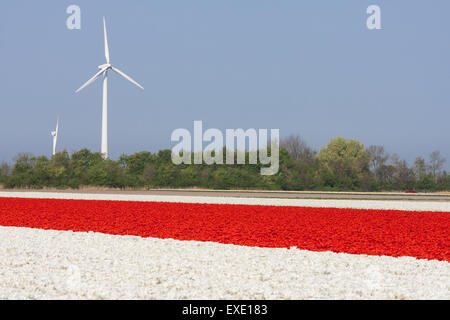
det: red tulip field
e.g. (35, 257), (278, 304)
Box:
(0, 192), (448, 299)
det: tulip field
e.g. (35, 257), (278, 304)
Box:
(0, 191), (448, 299)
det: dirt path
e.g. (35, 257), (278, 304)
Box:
(1, 188), (450, 201)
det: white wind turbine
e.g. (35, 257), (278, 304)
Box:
(75, 17), (144, 159)
(50, 117), (59, 156)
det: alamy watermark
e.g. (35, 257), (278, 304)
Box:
(367, 5), (381, 30)
(171, 121), (279, 175)
(65, 4), (381, 31)
(65, 264), (82, 291)
(66, 5), (81, 30)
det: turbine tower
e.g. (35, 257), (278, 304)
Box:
(75, 17), (144, 159)
(50, 117), (59, 156)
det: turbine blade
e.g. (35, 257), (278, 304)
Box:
(103, 17), (110, 64)
(75, 68), (106, 93)
(111, 67), (144, 90)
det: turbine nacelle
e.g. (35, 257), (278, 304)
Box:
(98, 63), (111, 70)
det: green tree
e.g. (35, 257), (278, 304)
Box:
(2, 144), (449, 192)
(0, 162), (11, 185)
(390, 153), (415, 190)
(317, 137), (370, 190)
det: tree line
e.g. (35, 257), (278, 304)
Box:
(0, 135), (449, 191)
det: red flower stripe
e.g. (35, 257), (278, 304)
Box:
(0, 197), (448, 261)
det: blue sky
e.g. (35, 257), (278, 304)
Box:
(0, 1), (449, 168)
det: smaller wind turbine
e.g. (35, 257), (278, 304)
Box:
(50, 117), (59, 156)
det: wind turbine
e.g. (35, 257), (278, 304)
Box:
(75, 17), (144, 159)
(50, 117), (59, 156)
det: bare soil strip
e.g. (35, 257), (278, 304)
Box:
(1, 188), (450, 201)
